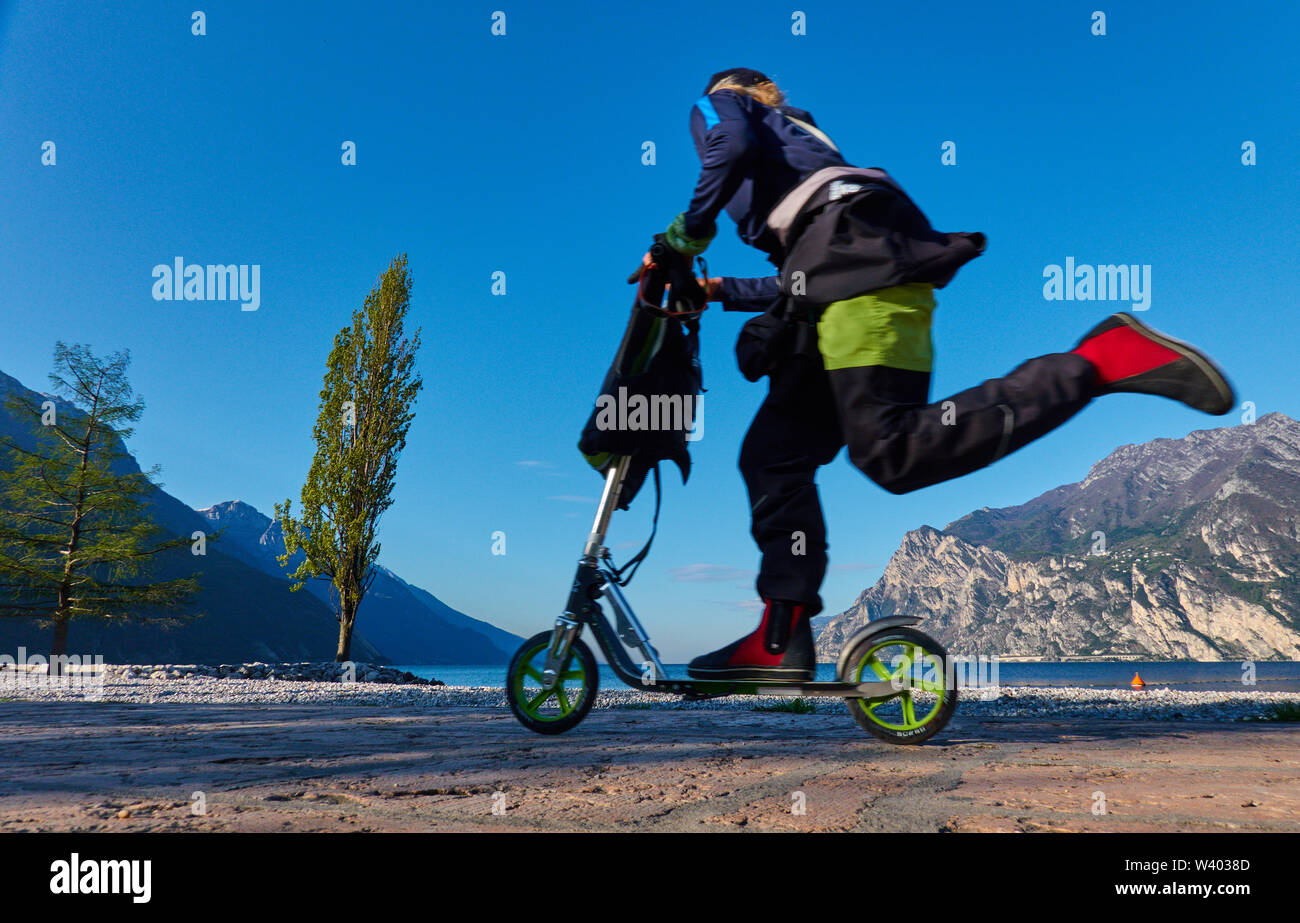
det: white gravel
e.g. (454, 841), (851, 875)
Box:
(2, 671), (1298, 722)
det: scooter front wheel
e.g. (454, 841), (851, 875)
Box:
(841, 627), (957, 745)
(506, 631), (599, 735)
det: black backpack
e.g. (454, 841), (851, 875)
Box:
(578, 304), (702, 510)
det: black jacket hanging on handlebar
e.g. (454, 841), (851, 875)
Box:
(577, 309), (701, 509)
(577, 242), (705, 509)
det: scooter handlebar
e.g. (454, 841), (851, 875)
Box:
(629, 236), (708, 315)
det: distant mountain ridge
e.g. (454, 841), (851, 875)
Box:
(815, 413), (1300, 661)
(0, 369), (385, 663)
(0, 367), (520, 664)
(198, 500), (519, 664)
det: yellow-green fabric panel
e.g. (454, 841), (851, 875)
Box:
(816, 283), (937, 372)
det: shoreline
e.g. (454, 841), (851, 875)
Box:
(3, 670), (1298, 722)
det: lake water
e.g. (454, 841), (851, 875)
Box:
(393, 661), (1300, 693)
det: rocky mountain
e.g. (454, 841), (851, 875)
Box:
(0, 369), (385, 663)
(198, 500), (519, 664)
(815, 413), (1300, 661)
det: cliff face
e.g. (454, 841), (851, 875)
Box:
(815, 414), (1300, 661)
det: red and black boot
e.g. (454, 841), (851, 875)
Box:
(687, 599), (816, 681)
(1071, 313), (1235, 414)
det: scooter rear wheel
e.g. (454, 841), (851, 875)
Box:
(507, 631), (599, 735)
(841, 627), (957, 745)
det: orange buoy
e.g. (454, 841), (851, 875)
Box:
(1130, 672), (1146, 688)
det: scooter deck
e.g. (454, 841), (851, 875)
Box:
(620, 677), (903, 700)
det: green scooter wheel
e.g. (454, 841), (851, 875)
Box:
(507, 631), (599, 735)
(841, 627), (957, 745)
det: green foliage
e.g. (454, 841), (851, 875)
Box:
(1262, 702), (1300, 723)
(276, 255), (423, 662)
(0, 343), (198, 655)
(753, 696), (817, 714)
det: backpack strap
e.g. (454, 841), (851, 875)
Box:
(782, 112), (840, 153)
(607, 463), (661, 586)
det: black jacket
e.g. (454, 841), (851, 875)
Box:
(776, 168), (986, 306)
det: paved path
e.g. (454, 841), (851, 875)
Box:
(2, 702), (1297, 832)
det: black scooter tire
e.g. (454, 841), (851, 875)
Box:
(507, 631), (599, 735)
(841, 627), (957, 745)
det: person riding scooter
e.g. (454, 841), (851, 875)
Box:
(649, 67), (1235, 682)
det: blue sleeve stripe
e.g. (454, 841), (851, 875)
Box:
(695, 96), (721, 130)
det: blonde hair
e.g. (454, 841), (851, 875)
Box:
(710, 77), (786, 108)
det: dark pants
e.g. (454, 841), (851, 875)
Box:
(738, 347), (1096, 615)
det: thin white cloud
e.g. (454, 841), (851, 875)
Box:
(670, 563), (754, 583)
(520, 460), (568, 478)
(546, 495), (597, 504)
(711, 597), (765, 614)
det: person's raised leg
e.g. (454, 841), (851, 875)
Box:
(834, 312), (1234, 495)
(834, 353), (1093, 494)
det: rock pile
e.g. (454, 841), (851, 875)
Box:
(104, 662), (441, 685)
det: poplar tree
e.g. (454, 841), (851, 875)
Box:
(276, 255), (423, 661)
(0, 344), (198, 662)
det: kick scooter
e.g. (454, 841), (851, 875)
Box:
(505, 243), (958, 745)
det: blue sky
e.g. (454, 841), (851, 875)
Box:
(1, 1), (1296, 660)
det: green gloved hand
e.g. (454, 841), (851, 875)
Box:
(664, 213), (715, 256)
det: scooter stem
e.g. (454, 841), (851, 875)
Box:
(583, 456), (630, 560)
